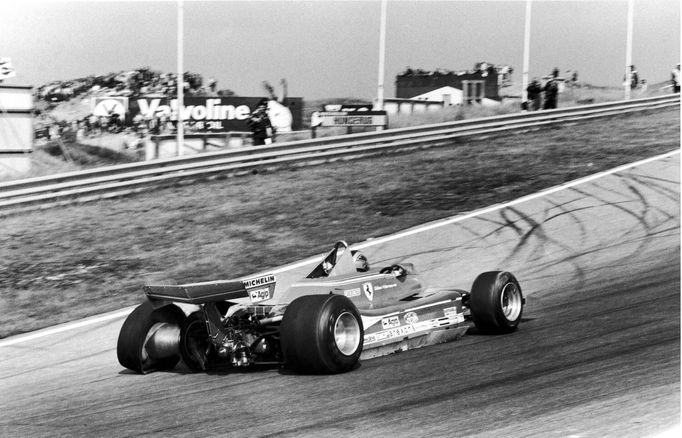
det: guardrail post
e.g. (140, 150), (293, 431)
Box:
(153, 136), (160, 160)
(311, 127), (317, 139)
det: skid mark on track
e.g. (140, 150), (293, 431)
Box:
(628, 173), (680, 203)
(500, 206), (587, 286)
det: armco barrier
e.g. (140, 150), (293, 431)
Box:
(0, 94), (678, 213)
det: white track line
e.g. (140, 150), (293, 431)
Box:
(0, 308), (135, 347)
(1, 149), (678, 348)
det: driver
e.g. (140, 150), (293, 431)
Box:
(352, 251), (370, 272)
(320, 248), (369, 276)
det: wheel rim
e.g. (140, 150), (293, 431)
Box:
(142, 322), (181, 370)
(500, 282), (523, 322)
(334, 312), (361, 356)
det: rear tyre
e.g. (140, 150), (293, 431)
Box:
(280, 294), (363, 374)
(179, 311), (214, 372)
(117, 301), (185, 373)
(469, 271), (523, 334)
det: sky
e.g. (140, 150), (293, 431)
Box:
(1, 0), (680, 100)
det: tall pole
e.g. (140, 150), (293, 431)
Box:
(624, 0), (634, 100)
(521, 0), (532, 104)
(177, 0), (185, 156)
(376, 0), (387, 111)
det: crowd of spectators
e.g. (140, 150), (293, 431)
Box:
(398, 62), (514, 87)
(35, 110), (178, 145)
(33, 67), (236, 147)
(35, 67), (231, 104)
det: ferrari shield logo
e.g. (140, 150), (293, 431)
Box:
(362, 282), (374, 301)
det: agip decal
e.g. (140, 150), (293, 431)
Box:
(381, 316), (400, 329)
(244, 274), (276, 303)
(249, 287), (270, 303)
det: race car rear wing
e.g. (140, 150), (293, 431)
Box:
(143, 273), (277, 305)
(144, 280), (248, 304)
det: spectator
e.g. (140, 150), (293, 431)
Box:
(629, 65), (639, 89)
(109, 111), (121, 133)
(672, 64), (680, 93)
(89, 114), (100, 135)
(640, 79), (648, 92)
(147, 115), (161, 135)
(247, 99), (274, 146)
(99, 115), (109, 133)
(543, 77), (559, 109)
(526, 78), (543, 111)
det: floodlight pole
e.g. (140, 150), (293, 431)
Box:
(376, 0), (387, 112)
(521, 0), (532, 104)
(177, 0), (185, 156)
(624, 0), (634, 100)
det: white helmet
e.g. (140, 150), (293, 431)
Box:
(352, 251), (370, 272)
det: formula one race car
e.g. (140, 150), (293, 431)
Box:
(117, 241), (524, 374)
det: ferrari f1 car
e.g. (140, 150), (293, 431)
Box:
(117, 241), (524, 374)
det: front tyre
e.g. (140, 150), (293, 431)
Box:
(117, 301), (185, 373)
(469, 271), (524, 334)
(280, 295), (363, 374)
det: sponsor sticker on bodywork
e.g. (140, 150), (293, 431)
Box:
(404, 312), (419, 324)
(344, 288), (361, 298)
(365, 325), (415, 344)
(443, 306), (465, 323)
(375, 283), (398, 291)
(382, 316), (400, 329)
(244, 274), (276, 303)
(249, 287), (271, 303)
(443, 306), (459, 318)
(243, 274), (276, 289)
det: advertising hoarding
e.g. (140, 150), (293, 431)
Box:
(314, 111), (387, 128)
(129, 96), (303, 132)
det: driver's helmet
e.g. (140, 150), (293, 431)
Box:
(351, 251), (370, 272)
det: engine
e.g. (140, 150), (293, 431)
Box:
(181, 303), (283, 371)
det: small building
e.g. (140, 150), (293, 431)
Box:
(0, 84), (34, 176)
(411, 86), (500, 107)
(395, 63), (511, 103)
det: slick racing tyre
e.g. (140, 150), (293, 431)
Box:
(117, 301), (186, 373)
(281, 294), (363, 374)
(179, 311), (215, 372)
(469, 271), (524, 334)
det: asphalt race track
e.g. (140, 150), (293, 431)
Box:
(1, 152), (679, 437)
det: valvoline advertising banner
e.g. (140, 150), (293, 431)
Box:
(128, 96), (303, 132)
